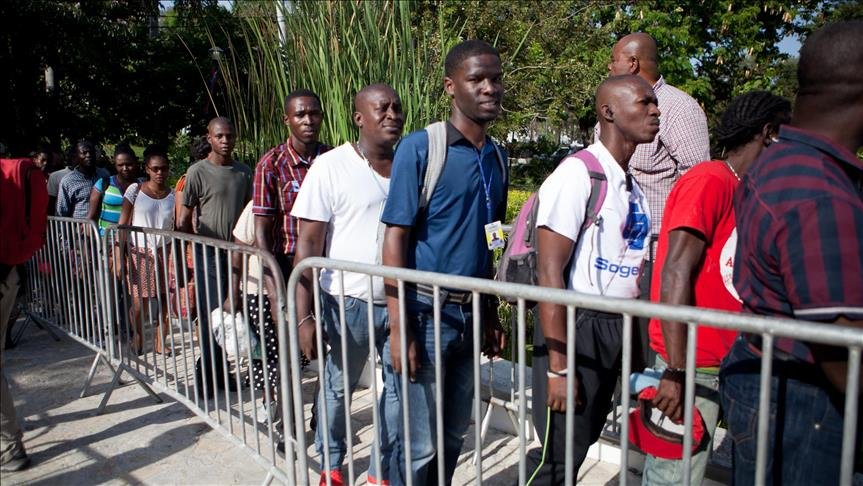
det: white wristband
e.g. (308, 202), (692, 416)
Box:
(547, 368), (568, 378)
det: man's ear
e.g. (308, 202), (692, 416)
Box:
(600, 103), (614, 122)
(353, 111), (363, 129)
(629, 57), (640, 75)
(282, 113), (290, 127)
(443, 76), (455, 98)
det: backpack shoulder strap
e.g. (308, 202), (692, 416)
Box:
(569, 149), (607, 233)
(419, 121), (447, 210)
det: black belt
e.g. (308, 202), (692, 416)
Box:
(411, 283), (473, 305)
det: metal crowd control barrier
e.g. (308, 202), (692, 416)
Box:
(20, 216), (150, 399)
(287, 257), (862, 486)
(98, 224), (298, 484)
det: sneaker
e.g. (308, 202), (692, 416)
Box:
(367, 474), (389, 485)
(0, 449), (31, 472)
(318, 468), (344, 486)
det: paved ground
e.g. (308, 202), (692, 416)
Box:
(0, 317), (649, 485)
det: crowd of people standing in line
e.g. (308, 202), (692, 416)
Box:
(2, 20), (861, 486)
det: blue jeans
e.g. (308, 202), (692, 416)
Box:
(720, 337), (848, 485)
(194, 244), (228, 389)
(315, 292), (392, 479)
(383, 293), (475, 486)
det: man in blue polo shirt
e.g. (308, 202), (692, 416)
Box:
(380, 39), (507, 485)
(721, 20), (863, 484)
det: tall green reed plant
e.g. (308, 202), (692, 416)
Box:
(211, 1), (462, 163)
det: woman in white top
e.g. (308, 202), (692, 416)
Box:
(118, 146), (175, 356)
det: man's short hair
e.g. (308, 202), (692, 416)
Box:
(798, 20), (863, 99)
(444, 40), (500, 77)
(284, 89), (322, 114)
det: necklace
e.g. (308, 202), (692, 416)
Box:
(724, 160), (741, 181)
(354, 143), (388, 198)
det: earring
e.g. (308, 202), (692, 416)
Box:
(770, 137), (779, 143)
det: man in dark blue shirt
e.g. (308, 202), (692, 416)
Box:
(380, 40), (507, 485)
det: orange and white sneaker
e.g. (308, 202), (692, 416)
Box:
(367, 474), (390, 485)
(319, 469), (344, 486)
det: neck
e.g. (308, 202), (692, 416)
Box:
(356, 138), (393, 177)
(449, 111), (488, 149)
(792, 103), (862, 154)
(117, 174), (134, 186)
(725, 142), (761, 177)
(599, 129), (635, 172)
(79, 165), (95, 176)
(290, 136), (319, 159)
(207, 152), (232, 166)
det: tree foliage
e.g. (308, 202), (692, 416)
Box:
(0, 0), (238, 155)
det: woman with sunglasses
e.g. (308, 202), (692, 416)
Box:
(118, 145), (175, 356)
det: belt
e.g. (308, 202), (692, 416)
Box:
(411, 283), (473, 305)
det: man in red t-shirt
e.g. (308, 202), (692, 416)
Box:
(642, 91), (790, 485)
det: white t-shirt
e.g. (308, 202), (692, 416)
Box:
(536, 142), (650, 298)
(232, 201), (264, 295)
(125, 183), (175, 250)
(291, 142), (389, 303)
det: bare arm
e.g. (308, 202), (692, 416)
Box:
(177, 205), (195, 234)
(382, 224), (418, 379)
(812, 317), (863, 394)
(293, 219), (328, 359)
(652, 228), (706, 421)
(86, 187), (103, 223)
(536, 226), (580, 412)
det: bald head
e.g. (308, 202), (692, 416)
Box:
(354, 83), (399, 112)
(353, 83), (404, 148)
(609, 32), (659, 83)
(595, 75), (660, 162)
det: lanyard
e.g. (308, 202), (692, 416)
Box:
(476, 143), (495, 223)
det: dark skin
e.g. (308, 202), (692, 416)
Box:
(254, 96), (325, 299)
(176, 118), (236, 235)
(789, 71), (863, 394)
(652, 123), (779, 421)
(295, 85), (404, 359)
(608, 32), (660, 85)
(537, 76), (660, 412)
(86, 152), (138, 224)
(384, 54), (506, 381)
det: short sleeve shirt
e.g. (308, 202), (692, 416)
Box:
(733, 126), (863, 362)
(56, 167), (109, 219)
(381, 123), (507, 278)
(182, 159), (253, 241)
(252, 142), (332, 255)
(536, 142), (650, 298)
(648, 161), (741, 367)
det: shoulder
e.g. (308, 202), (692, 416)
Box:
(658, 82), (705, 115)
(257, 145), (285, 170)
(232, 161), (252, 174)
(397, 129), (430, 152)
(313, 143), (355, 168)
(185, 160), (206, 176)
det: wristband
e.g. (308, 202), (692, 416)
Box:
(298, 314), (315, 327)
(663, 367), (686, 377)
(546, 368), (568, 378)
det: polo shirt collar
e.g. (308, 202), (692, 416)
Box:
(652, 75), (666, 91)
(779, 125), (863, 173)
(445, 121), (492, 150)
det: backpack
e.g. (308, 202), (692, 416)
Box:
(419, 121), (508, 210)
(0, 158), (49, 265)
(494, 150), (607, 290)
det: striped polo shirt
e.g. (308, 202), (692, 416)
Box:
(733, 125), (863, 362)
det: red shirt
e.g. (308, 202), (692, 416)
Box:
(649, 161), (741, 367)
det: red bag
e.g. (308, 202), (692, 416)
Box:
(1, 158), (49, 265)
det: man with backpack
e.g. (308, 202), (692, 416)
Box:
(527, 74), (657, 483)
(380, 39), (507, 485)
(1, 156), (49, 472)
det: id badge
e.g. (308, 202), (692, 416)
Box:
(290, 180), (301, 192)
(485, 221), (505, 250)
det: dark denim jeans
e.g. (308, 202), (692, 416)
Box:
(194, 244), (228, 392)
(383, 292), (475, 486)
(720, 337), (850, 485)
